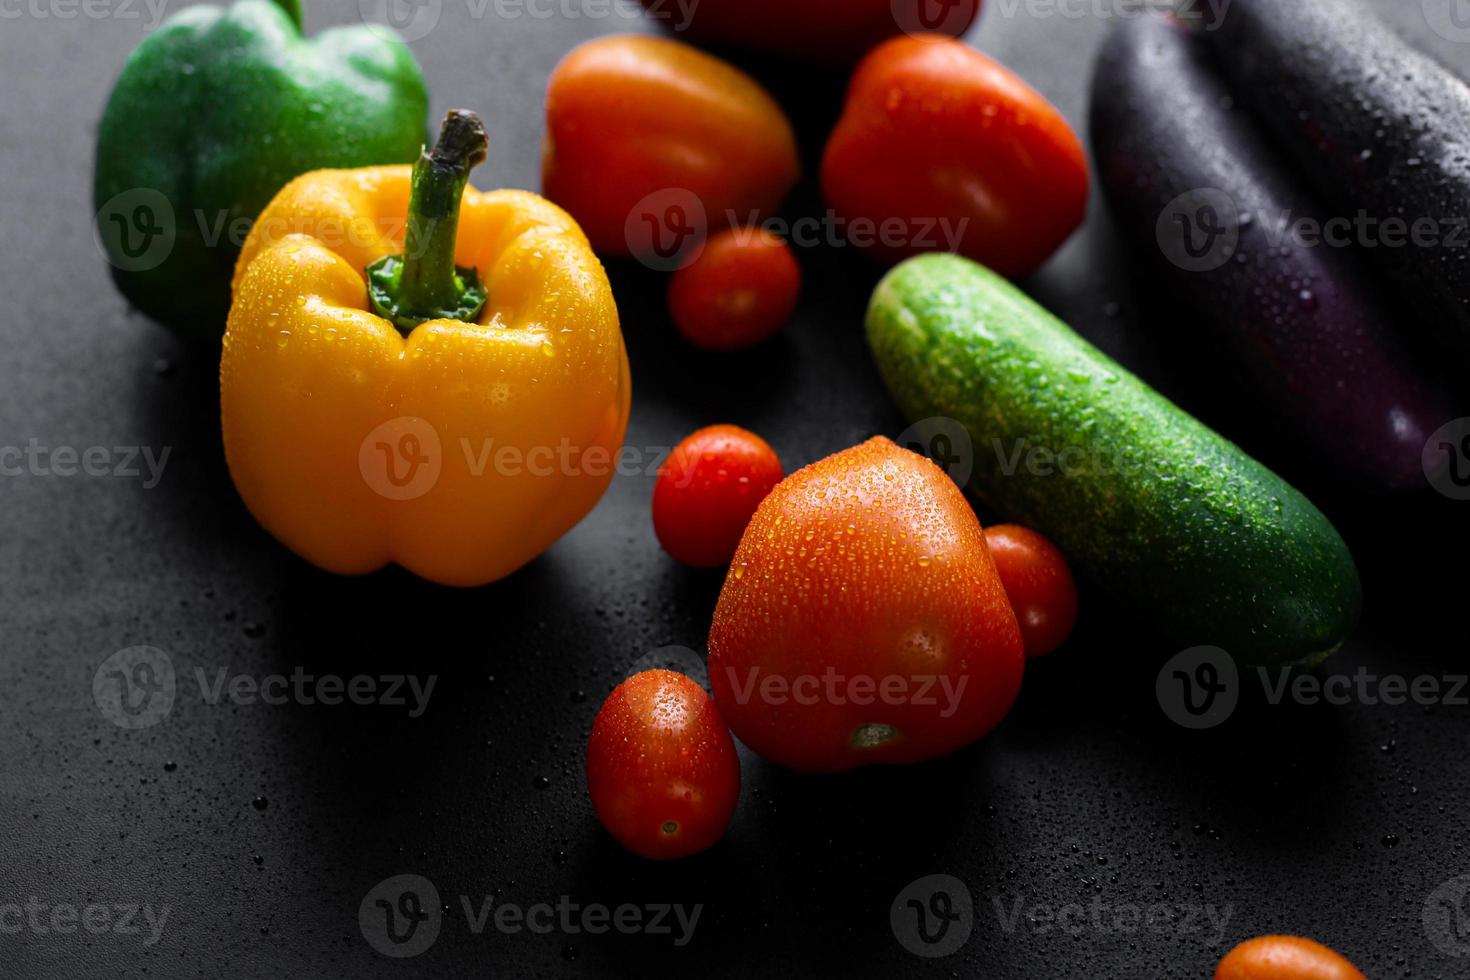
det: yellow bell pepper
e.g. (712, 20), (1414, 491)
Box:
(221, 111), (631, 586)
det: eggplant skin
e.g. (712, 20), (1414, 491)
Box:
(1201, 0), (1470, 356)
(1089, 13), (1456, 493)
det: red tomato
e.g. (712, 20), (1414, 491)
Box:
(653, 425), (784, 568)
(708, 437), (1024, 772)
(543, 35), (799, 260)
(668, 229), (801, 351)
(821, 36), (1088, 276)
(1216, 936), (1366, 980)
(984, 524), (1078, 657)
(585, 670), (740, 860)
(638, 0), (983, 65)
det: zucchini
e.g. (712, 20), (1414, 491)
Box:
(867, 253), (1361, 668)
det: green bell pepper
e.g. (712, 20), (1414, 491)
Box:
(93, 0), (428, 337)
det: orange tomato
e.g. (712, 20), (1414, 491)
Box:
(822, 35), (1088, 276)
(638, 0), (983, 64)
(1216, 936), (1366, 980)
(708, 436), (1024, 772)
(543, 35), (800, 260)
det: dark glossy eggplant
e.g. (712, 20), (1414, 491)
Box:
(1201, 0), (1470, 355)
(1090, 12), (1455, 492)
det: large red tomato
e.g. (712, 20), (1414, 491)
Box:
(822, 36), (1088, 276)
(708, 436), (1024, 772)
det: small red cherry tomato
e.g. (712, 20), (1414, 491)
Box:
(668, 229), (801, 351)
(1215, 935), (1366, 980)
(586, 670), (741, 860)
(653, 425), (784, 568)
(984, 524), (1078, 657)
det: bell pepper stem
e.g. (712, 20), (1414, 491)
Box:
(273, 0), (303, 31)
(367, 110), (490, 333)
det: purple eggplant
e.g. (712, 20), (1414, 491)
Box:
(1089, 12), (1455, 493)
(1200, 0), (1470, 356)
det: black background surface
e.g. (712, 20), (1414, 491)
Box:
(3, 0), (1469, 976)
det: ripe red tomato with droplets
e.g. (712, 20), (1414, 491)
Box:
(984, 524), (1078, 657)
(708, 436), (1024, 772)
(585, 669), (741, 860)
(668, 229), (801, 351)
(821, 36), (1088, 276)
(653, 425), (784, 567)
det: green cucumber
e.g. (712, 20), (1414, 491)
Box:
(866, 253), (1360, 668)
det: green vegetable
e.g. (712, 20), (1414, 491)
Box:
(866, 254), (1360, 668)
(93, 0), (428, 337)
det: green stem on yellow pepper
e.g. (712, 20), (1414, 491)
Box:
(367, 110), (490, 333)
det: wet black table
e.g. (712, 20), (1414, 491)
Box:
(2, 0), (1467, 976)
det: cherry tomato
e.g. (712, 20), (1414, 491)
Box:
(653, 425), (784, 568)
(1216, 935), (1366, 980)
(638, 0), (983, 65)
(543, 35), (799, 261)
(984, 524), (1078, 657)
(709, 437), (1024, 772)
(821, 36), (1088, 276)
(668, 229), (801, 351)
(585, 669), (741, 860)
